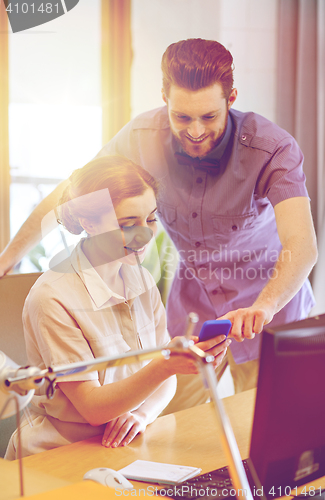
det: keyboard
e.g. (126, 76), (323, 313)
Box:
(157, 459), (255, 499)
(157, 463), (325, 500)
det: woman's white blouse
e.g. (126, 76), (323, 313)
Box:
(6, 243), (170, 457)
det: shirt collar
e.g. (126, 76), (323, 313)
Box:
(120, 264), (148, 298)
(205, 112), (233, 160)
(70, 242), (147, 309)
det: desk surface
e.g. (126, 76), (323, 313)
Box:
(22, 389), (256, 486)
(1, 457), (70, 500)
(17, 388), (325, 497)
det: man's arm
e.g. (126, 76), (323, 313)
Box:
(221, 197), (318, 341)
(0, 179), (69, 277)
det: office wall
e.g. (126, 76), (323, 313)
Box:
(131, 0), (278, 122)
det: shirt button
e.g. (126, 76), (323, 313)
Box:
(241, 135), (247, 141)
(232, 225), (238, 231)
(195, 241), (201, 248)
(212, 289), (218, 295)
(192, 212), (198, 218)
(196, 177), (203, 184)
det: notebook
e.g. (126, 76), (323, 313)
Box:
(118, 460), (201, 485)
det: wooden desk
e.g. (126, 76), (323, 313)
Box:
(14, 389), (325, 498)
(1, 457), (70, 500)
(22, 389), (256, 487)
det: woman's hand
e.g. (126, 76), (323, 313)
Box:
(101, 411), (146, 448)
(195, 335), (231, 368)
(165, 334), (231, 374)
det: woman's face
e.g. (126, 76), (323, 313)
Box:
(88, 188), (158, 265)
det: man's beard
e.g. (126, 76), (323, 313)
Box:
(173, 111), (229, 159)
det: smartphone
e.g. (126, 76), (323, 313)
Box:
(199, 319), (232, 342)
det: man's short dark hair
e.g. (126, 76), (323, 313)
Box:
(161, 38), (234, 100)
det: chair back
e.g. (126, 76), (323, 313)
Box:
(0, 272), (41, 458)
(0, 273), (41, 365)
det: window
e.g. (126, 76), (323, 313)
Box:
(8, 0), (102, 272)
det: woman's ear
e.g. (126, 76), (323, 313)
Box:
(79, 217), (97, 235)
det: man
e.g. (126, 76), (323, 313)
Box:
(0, 39), (317, 406)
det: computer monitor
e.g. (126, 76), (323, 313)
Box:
(250, 314), (325, 498)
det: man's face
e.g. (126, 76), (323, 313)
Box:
(163, 83), (237, 158)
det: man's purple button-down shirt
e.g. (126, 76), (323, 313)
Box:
(98, 106), (315, 363)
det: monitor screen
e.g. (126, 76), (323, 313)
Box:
(250, 314), (325, 498)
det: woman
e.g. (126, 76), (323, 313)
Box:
(5, 155), (231, 458)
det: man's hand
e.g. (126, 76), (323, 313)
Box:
(219, 306), (274, 342)
(101, 411), (146, 448)
(0, 251), (15, 278)
(0, 264), (8, 279)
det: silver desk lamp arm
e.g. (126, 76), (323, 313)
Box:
(202, 361), (254, 500)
